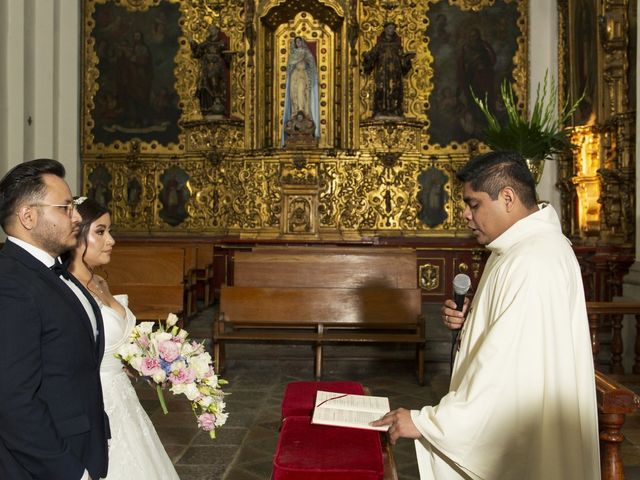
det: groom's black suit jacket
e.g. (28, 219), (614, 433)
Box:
(0, 240), (109, 480)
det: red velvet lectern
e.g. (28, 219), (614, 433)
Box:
(273, 381), (385, 480)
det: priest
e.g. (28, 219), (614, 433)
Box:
(372, 150), (600, 479)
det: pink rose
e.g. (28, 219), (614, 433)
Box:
(140, 357), (161, 376)
(137, 336), (150, 348)
(158, 340), (180, 362)
(197, 413), (216, 431)
(169, 367), (196, 385)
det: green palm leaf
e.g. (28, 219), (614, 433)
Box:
(470, 71), (584, 161)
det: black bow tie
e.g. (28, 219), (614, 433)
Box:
(50, 259), (70, 280)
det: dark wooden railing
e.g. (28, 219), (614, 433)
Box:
(587, 302), (640, 479)
(587, 302), (640, 373)
(596, 370), (640, 480)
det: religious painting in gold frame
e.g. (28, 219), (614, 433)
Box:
(82, 0), (187, 153)
(425, 0), (525, 148)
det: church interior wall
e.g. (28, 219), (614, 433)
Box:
(0, 1), (637, 305)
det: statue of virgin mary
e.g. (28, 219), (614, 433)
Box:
(281, 36), (320, 146)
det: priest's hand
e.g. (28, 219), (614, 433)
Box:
(370, 408), (422, 444)
(441, 297), (468, 330)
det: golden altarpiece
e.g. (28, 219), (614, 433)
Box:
(80, 0), (636, 303)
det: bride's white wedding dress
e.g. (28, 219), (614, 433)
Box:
(99, 294), (180, 480)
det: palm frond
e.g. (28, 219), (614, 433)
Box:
(471, 70), (583, 160)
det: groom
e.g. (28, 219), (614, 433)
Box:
(0, 159), (109, 479)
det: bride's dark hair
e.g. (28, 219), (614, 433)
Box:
(63, 197), (110, 276)
(75, 197), (109, 248)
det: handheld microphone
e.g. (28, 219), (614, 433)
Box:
(453, 273), (471, 311)
(450, 273), (471, 374)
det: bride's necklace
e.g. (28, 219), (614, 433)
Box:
(88, 278), (105, 297)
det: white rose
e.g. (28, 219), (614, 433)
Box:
(190, 353), (212, 378)
(215, 411), (228, 427)
(204, 374), (219, 386)
(171, 383), (186, 395)
(137, 322), (155, 334)
(180, 342), (195, 356)
(151, 369), (166, 383)
(169, 360), (186, 374)
(154, 332), (173, 343)
(117, 343), (142, 361)
(166, 313), (179, 327)
(177, 329), (189, 340)
(183, 383), (201, 401)
(130, 357), (143, 372)
(198, 395), (213, 408)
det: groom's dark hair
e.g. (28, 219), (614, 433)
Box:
(0, 159), (66, 231)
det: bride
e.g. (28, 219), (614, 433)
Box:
(67, 197), (180, 480)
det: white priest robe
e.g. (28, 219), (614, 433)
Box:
(411, 204), (600, 479)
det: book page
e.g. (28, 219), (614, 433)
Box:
(312, 390), (390, 431)
(314, 390), (390, 413)
(312, 404), (389, 431)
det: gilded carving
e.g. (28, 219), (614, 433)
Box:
(448, 0), (496, 12)
(558, 0), (634, 246)
(184, 120), (245, 150)
(419, 264), (440, 291)
(280, 160), (318, 186)
(81, 1), (612, 243)
(286, 196), (314, 233)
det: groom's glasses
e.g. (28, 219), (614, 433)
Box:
(30, 201), (78, 218)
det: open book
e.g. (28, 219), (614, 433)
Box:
(311, 390), (391, 432)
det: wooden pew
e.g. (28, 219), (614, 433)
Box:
(114, 240), (206, 318)
(95, 245), (187, 322)
(214, 246), (426, 384)
(596, 370), (640, 480)
(195, 243), (215, 307)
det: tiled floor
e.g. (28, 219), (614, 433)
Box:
(131, 305), (640, 479)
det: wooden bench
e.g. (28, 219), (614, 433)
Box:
(194, 243), (215, 307)
(95, 245), (188, 322)
(112, 240), (218, 318)
(214, 246), (425, 384)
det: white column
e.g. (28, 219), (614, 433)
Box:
(0, 0), (81, 241)
(0, 0), (80, 182)
(530, 0), (560, 207)
(0, 0), (27, 177)
(56, 0), (81, 189)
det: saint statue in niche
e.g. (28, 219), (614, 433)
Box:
(282, 36), (320, 147)
(362, 22), (415, 118)
(190, 25), (233, 117)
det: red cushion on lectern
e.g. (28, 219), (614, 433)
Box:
(281, 381), (365, 418)
(272, 416), (384, 480)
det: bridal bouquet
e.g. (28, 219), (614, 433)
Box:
(116, 313), (228, 438)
